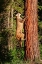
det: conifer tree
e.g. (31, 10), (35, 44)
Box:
(24, 0), (40, 61)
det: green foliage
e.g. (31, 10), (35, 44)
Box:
(14, 0), (24, 14)
(40, 44), (42, 59)
(38, 1), (42, 62)
(38, 5), (42, 10)
(38, 0), (42, 45)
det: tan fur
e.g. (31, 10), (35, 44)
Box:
(16, 13), (25, 47)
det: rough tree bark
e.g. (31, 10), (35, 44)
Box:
(24, 0), (40, 61)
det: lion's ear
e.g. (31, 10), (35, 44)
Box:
(16, 13), (21, 17)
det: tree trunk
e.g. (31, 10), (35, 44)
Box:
(7, 0), (14, 50)
(11, 7), (13, 28)
(10, 0), (14, 28)
(8, 6), (10, 28)
(24, 0), (40, 61)
(8, 32), (13, 50)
